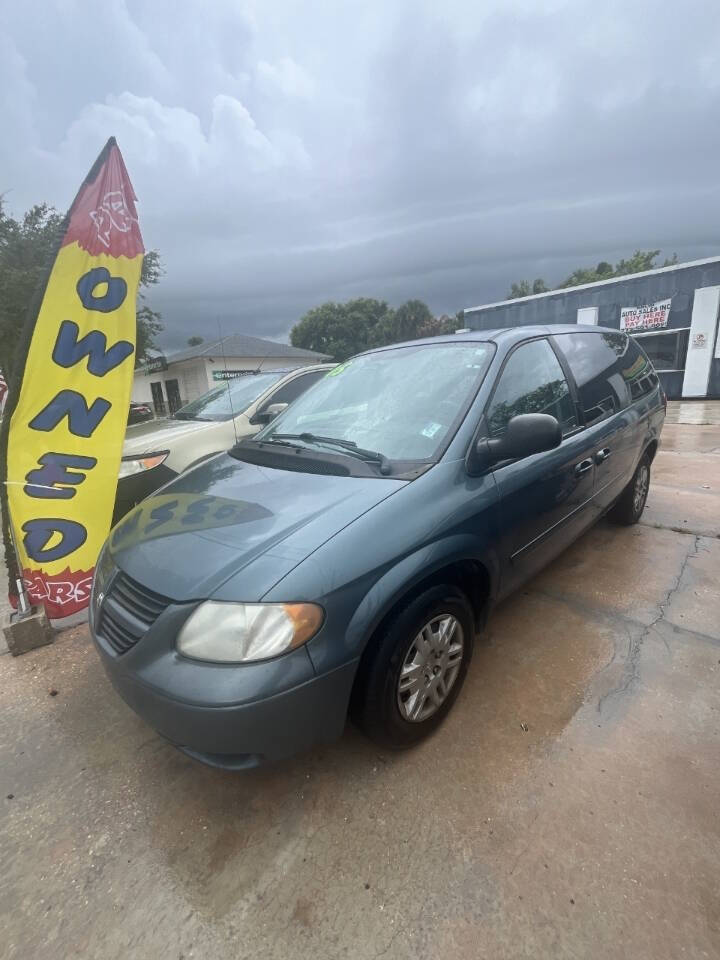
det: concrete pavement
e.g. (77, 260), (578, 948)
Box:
(1, 414), (719, 959)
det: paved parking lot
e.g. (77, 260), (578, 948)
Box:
(1, 407), (719, 959)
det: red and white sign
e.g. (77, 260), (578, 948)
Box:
(620, 298), (672, 332)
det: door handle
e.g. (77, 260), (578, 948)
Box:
(574, 458), (594, 476)
(595, 447), (611, 464)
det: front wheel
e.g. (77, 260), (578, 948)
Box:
(351, 585), (474, 749)
(609, 452), (651, 525)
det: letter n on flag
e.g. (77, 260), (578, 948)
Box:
(0, 138), (144, 618)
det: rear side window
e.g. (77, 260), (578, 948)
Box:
(621, 338), (660, 400)
(553, 332), (631, 425)
(486, 338), (578, 438)
(258, 369), (326, 410)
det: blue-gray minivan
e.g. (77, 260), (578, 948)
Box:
(90, 326), (665, 769)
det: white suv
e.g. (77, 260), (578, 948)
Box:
(114, 364), (333, 523)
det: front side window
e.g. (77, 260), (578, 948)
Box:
(486, 338), (577, 437)
(260, 342), (494, 462)
(173, 371), (285, 422)
(553, 332), (630, 425)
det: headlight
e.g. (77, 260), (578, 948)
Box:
(118, 452), (169, 479)
(176, 602), (324, 663)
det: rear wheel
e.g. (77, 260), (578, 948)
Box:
(609, 452), (651, 525)
(351, 585), (474, 749)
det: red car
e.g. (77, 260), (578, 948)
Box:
(128, 401), (153, 425)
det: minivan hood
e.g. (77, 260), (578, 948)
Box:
(123, 417), (219, 456)
(108, 452), (405, 601)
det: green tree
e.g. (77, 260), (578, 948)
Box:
(135, 249), (164, 364)
(383, 298), (435, 342)
(508, 280), (532, 299)
(290, 297), (448, 361)
(187, 335), (204, 346)
(0, 199), (163, 376)
(0, 202), (64, 375)
(507, 249), (677, 300)
(508, 278), (549, 298)
(290, 298), (394, 361)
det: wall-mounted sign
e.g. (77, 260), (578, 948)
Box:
(620, 298), (672, 332)
(691, 332), (708, 350)
(212, 369), (253, 381)
(144, 355), (167, 374)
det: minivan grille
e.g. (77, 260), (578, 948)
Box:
(98, 572), (171, 655)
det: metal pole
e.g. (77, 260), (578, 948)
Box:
(16, 578), (29, 615)
(7, 509), (32, 620)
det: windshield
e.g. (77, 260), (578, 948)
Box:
(174, 372), (285, 422)
(259, 342), (494, 461)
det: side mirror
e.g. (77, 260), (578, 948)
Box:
(249, 402), (289, 426)
(468, 413), (562, 474)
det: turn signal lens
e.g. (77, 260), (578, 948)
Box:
(284, 603), (325, 647)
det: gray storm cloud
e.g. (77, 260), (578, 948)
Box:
(2, 0), (719, 349)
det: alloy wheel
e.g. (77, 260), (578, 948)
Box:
(396, 614), (464, 723)
(634, 462), (649, 515)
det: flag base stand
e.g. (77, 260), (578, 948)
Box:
(3, 605), (55, 657)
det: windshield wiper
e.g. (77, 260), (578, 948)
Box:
(270, 433), (392, 475)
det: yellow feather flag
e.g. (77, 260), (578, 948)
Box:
(2, 138), (144, 618)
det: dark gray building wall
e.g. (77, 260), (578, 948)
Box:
(465, 260), (720, 399)
(466, 261), (720, 333)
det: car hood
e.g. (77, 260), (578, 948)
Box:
(107, 452), (405, 601)
(123, 417), (218, 456)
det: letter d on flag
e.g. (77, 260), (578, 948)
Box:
(0, 138), (144, 618)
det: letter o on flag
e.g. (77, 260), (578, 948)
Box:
(76, 267), (127, 313)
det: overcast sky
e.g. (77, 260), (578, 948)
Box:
(3, 0), (720, 350)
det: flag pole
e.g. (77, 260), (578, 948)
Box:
(6, 506), (32, 619)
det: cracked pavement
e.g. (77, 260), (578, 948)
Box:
(1, 410), (719, 959)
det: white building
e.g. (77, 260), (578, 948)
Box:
(133, 333), (330, 415)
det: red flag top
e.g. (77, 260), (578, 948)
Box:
(61, 137), (145, 259)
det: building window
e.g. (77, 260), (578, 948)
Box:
(632, 330), (689, 371)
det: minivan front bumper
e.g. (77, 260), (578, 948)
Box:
(93, 627), (358, 769)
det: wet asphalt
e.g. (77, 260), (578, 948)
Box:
(1, 407), (719, 959)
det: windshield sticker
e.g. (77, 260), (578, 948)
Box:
(327, 361), (351, 377)
(421, 421), (442, 439)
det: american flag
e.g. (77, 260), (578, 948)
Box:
(0, 369), (7, 406)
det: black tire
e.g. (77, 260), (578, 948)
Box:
(351, 584), (474, 749)
(609, 452), (651, 525)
